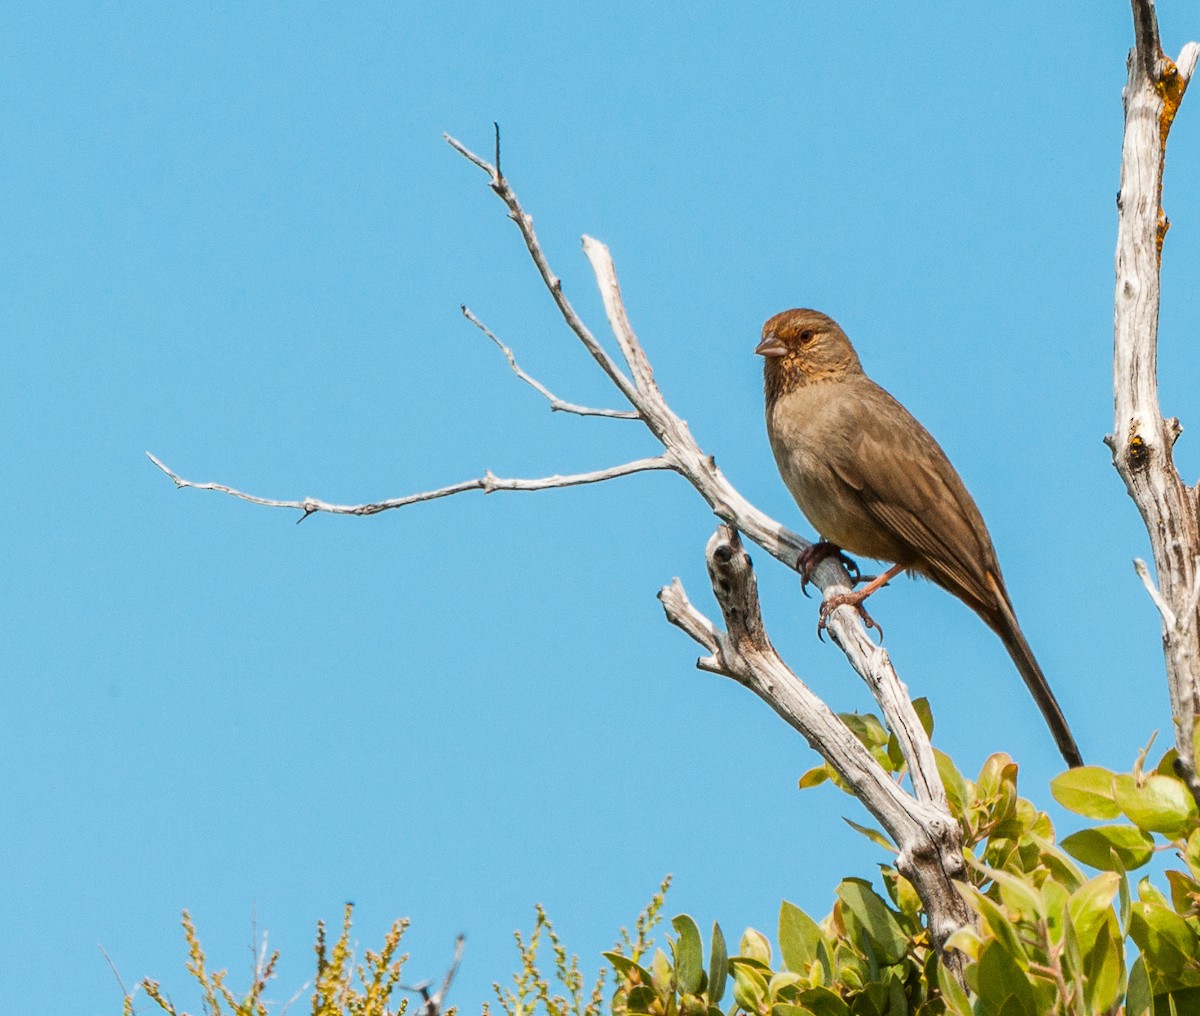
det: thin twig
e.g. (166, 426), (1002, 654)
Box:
(399, 935), (465, 1016)
(99, 944), (131, 999)
(444, 132), (642, 409)
(147, 452), (677, 520)
(1134, 558), (1177, 631)
(150, 129), (965, 953)
(461, 305), (638, 419)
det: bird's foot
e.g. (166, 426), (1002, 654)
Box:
(817, 590), (884, 642)
(815, 561), (906, 642)
(796, 541), (860, 597)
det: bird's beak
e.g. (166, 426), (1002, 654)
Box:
(755, 335), (787, 358)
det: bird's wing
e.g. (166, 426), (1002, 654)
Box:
(828, 382), (1003, 613)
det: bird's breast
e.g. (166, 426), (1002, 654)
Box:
(766, 382), (910, 563)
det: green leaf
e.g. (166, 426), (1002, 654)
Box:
(839, 712), (889, 750)
(1158, 988), (1200, 1013)
(626, 984), (659, 1013)
(779, 900), (822, 973)
(1060, 825), (1154, 871)
(976, 752), (1014, 800)
(942, 927), (981, 962)
(936, 958), (972, 1016)
(1115, 773), (1198, 837)
(1126, 954), (1151, 1016)
(883, 868), (920, 918)
(843, 818), (895, 853)
(1050, 766), (1120, 819)
(933, 750), (968, 816)
(834, 879), (908, 966)
(767, 972), (805, 1000)
(1067, 872), (1119, 956)
(974, 940), (1036, 1016)
(1040, 878), (1070, 946)
(966, 889), (1028, 967)
(1082, 920), (1124, 1014)
(969, 858), (1041, 921)
(885, 970), (907, 1016)
(1030, 834), (1086, 892)
(740, 928), (772, 965)
(728, 955), (772, 974)
(1113, 848), (1133, 936)
(1157, 747), (1180, 778)
(911, 697), (934, 737)
(650, 948), (672, 993)
(604, 951), (657, 989)
(708, 922), (728, 1005)
(1128, 901), (1199, 976)
(1164, 869), (1200, 916)
(799, 766), (831, 790)
(1061, 910), (1084, 1001)
(733, 964), (768, 1014)
(1185, 828), (1200, 881)
(849, 981), (886, 1016)
(796, 986), (850, 1016)
(885, 733), (905, 773)
(1137, 876), (1170, 909)
(673, 915), (704, 995)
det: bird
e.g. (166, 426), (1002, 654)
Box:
(756, 307), (1082, 768)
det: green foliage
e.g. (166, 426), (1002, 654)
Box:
(606, 713), (1200, 1016)
(129, 720), (1200, 1016)
(130, 905), (413, 1016)
(488, 897), (614, 1016)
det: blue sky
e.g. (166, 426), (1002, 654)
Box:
(4, 3), (1200, 1013)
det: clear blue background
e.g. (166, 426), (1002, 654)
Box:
(3, 3), (1198, 1012)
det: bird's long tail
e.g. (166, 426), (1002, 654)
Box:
(984, 573), (1083, 768)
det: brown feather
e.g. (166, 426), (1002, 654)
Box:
(759, 308), (1082, 767)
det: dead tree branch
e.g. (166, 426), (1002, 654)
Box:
(661, 525), (970, 956)
(148, 131), (967, 946)
(1108, 0), (1200, 802)
(399, 934), (465, 1016)
(462, 305), (639, 419)
(146, 452), (677, 520)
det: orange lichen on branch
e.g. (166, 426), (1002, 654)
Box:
(1153, 52), (1191, 257)
(1158, 210), (1171, 255)
(1156, 53), (1189, 146)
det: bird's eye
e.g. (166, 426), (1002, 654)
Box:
(799, 329), (815, 344)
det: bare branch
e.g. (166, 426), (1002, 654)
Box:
(575, 236), (946, 812)
(146, 452), (677, 520)
(444, 132), (961, 943)
(1181, 42), (1200, 83)
(658, 579), (721, 672)
(98, 944), (131, 999)
(1111, 1), (1200, 802)
(661, 526), (970, 958)
(461, 305), (638, 419)
(1134, 557), (1177, 631)
(400, 935), (465, 1016)
(582, 236), (661, 401)
(152, 128), (964, 947)
(444, 133), (641, 409)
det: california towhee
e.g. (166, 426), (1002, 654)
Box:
(757, 308), (1082, 768)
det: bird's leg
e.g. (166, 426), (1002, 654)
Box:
(817, 561), (906, 641)
(796, 540), (860, 597)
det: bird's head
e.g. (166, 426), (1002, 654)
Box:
(756, 308), (862, 401)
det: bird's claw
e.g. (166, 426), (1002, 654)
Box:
(797, 541), (860, 597)
(817, 593), (885, 644)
